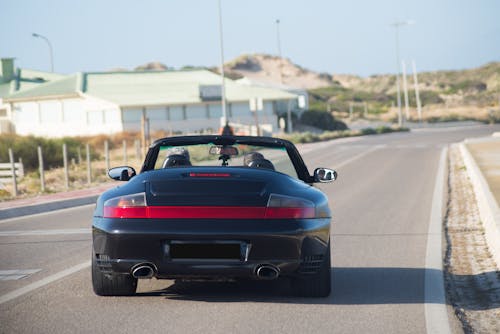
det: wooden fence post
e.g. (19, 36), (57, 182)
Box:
(123, 140), (127, 165)
(63, 143), (69, 190)
(38, 146), (45, 192)
(77, 146), (82, 165)
(135, 139), (141, 161)
(86, 143), (91, 185)
(8, 148), (18, 197)
(104, 140), (110, 172)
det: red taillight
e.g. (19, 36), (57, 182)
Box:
(103, 193), (147, 218)
(103, 193), (315, 219)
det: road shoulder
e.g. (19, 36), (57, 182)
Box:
(444, 145), (500, 333)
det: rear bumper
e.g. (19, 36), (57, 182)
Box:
(92, 217), (330, 279)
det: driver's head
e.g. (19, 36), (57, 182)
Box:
(243, 152), (264, 166)
(163, 147), (191, 167)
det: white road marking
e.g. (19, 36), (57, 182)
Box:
(334, 145), (384, 170)
(0, 228), (91, 237)
(0, 269), (41, 281)
(0, 204), (95, 224)
(0, 261), (90, 305)
(425, 147), (452, 334)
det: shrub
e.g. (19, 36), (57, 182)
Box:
(361, 128), (377, 135)
(300, 110), (347, 131)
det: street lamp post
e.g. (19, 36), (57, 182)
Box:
(390, 20), (414, 127)
(217, 0), (228, 124)
(275, 19), (292, 132)
(32, 33), (54, 72)
(276, 19), (283, 85)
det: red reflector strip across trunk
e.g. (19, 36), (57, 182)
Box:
(104, 206), (315, 219)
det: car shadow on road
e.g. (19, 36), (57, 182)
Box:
(134, 267), (425, 305)
(135, 267), (500, 309)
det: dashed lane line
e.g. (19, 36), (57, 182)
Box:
(0, 228), (91, 237)
(0, 204), (95, 224)
(333, 145), (384, 170)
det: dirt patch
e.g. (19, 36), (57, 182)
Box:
(444, 145), (500, 333)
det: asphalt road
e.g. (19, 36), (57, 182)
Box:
(1, 123), (499, 334)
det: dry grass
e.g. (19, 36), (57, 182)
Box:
(0, 146), (143, 201)
(379, 105), (496, 123)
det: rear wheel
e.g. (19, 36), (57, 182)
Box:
(292, 243), (331, 297)
(92, 253), (137, 296)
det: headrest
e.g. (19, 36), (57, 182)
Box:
(162, 154), (192, 168)
(247, 158), (275, 171)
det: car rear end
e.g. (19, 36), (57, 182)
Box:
(92, 168), (331, 282)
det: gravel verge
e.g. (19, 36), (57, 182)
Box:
(444, 145), (500, 333)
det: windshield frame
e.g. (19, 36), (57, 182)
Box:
(140, 135), (312, 183)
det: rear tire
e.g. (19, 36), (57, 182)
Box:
(92, 253), (137, 296)
(292, 242), (331, 297)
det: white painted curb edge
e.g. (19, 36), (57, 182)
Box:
(425, 147), (452, 334)
(459, 143), (500, 270)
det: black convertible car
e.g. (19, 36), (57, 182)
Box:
(92, 135), (336, 297)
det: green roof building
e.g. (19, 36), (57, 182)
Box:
(2, 64), (302, 137)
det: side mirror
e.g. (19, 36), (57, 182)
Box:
(313, 167), (337, 183)
(108, 166), (136, 181)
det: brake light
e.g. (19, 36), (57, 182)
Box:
(103, 192), (147, 218)
(103, 193), (315, 219)
(189, 173), (231, 178)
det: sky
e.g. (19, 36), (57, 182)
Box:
(1, 0), (499, 77)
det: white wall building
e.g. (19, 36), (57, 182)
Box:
(3, 69), (302, 137)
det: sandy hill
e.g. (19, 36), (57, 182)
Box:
(224, 54), (334, 89)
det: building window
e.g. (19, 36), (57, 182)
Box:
(206, 104), (210, 119)
(182, 105), (187, 120)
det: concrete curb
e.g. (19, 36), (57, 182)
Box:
(0, 195), (98, 220)
(459, 143), (500, 269)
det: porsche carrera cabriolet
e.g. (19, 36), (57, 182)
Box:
(92, 135), (336, 297)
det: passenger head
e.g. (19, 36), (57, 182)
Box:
(244, 151), (275, 170)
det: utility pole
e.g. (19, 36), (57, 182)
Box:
(411, 60), (423, 122)
(391, 20), (414, 127)
(402, 60), (410, 120)
(276, 19), (284, 85)
(218, 0), (228, 124)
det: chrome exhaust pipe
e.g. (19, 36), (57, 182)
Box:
(132, 264), (155, 279)
(255, 264), (279, 280)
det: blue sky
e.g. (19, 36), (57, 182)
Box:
(1, 0), (499, 76)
